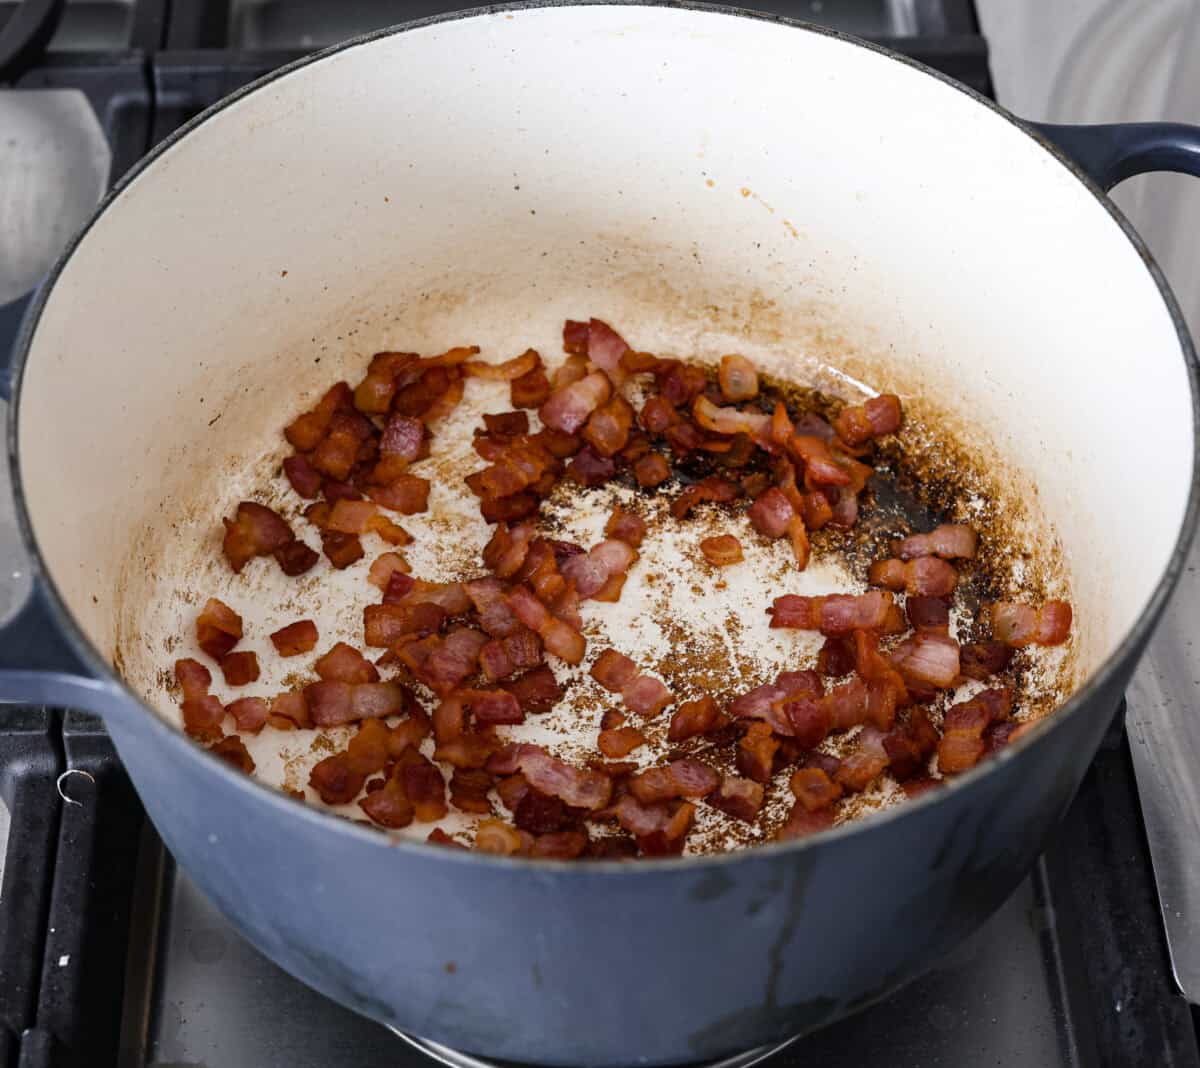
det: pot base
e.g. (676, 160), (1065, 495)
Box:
(390, 1028), (800, 1068)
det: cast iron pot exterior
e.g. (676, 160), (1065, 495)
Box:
(3, 6), (1200, 1065)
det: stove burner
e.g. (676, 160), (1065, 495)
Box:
(391, 1028), (800, 1068)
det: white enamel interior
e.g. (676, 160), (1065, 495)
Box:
(15, 7), (1193, 749)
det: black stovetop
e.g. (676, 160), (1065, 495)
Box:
(0, 3), (1197, 1067)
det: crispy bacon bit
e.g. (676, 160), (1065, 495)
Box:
(718, 354), (758, 402)
(834, 727), (890, 792)
(768, 591), (894, 635)
(823, 675), (869, 730)
(566, 446), (616, 487)
(320, 530), (364, 570)
(474, 818), (528, 855)
(894, 523), (977, 561)
(582, 394), (635, 457)
(671, 476), (738, 521)
(833, 393), (902, 446)
(776, 802), (835, 840)
(668, 695), (723, 741)
(500, 665), (563, 715)
(487, 744), (613, 810)
(219, 651), (259, 687)
(448, 768), (494, 815)
(736, 722), (779, 783)
(615, 797), (695, 855)
(368, 474), (430, 515)
(944, 687), (1013, 732)
(748, 488), (795, 539)
(513, 788), (573, 834)
(269, 691), (310, 729)
(937, 731), (986, 775)
(598, 726), (647, 758)
(692, 396), (770, 441)
(325, 499), (376, 535)
(790, 767), (843, 811)
(560, 539), (637, 599)
(478, 627), (542, 683)
(586, 318), (630, 375)
(511, 357), (552, 408)
(990, 600), (1073, 647)
(633, 452), (671, 488)
(283, 454), (322, 498)
(360, 776), (414, 828)
(706, 774), (764, 822)
(891, 630), (960, 688)
(225, 696), (267, 734)
(817, 636), (855, 677)
(397, 752), (447, 822)
(906, 595), (951, 630)
(222, 502), (294, 572)
(700, 534), (743, 566)
(507, 586), (585, 664)
(960, 640), (1014, 680)
(210, 735), (255, 774)
(284, 381), (351, 451)
(483, 522), (536, 579)
(196, 598), (243, 661)
(631, 759), (719, 802)
(269, 619), (318, 656)
(310, 752), (366, 806)
(462, 687), (524, 726)
(463, 348), (539, 381)
(868, 556), (958, 597)
(273, 538), (319, 577)
(604, 506), (646, 548)
(622, 675), (673, 717)
(315, 642), (380, 684)
(539, 371), (612, 434)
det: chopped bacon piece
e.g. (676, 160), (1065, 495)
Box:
(315, 642), (380, 684)
(622, 675), (673, 717)
(460, 687), (523, 726)
(598, 725), (647, 758)
(181, 695), (225, 741)
(511, 358), (552, 408)
(176, 657), (214, 701)
(363, 602), (444, 647)
(736, 722), (779, 783)
(273, 538), (320, 577)
(583, 394), (635, 457)
(283, 454), (323, 499)
(210, 735), (255, 774)
(833, 393), (902, 446)
(604, 506), (646, 548)
(320, 530), (364, 569)
(310, 752), (366, 806)
(222, 502), (294, 572)
(359, 775), (414, 828)
(706, 775), (764, 822)
(196, 598), (243, 661)
(562, 319), (590, 356)
(474, 818), (528, 855)
(507, 586), (585, 664)
(270, 619), (318, 656)
(817, 636), (855, 677)
(413, 628), (487, 694)
(990, 600), (1073, 647)
(590, 648), (638, 691)
(487, 744), (613, 810)
(835, 727), (890, 792)
(323, 480), (363, 504)
(398, 751), (448, 822)
(227, 696), (268, 733)
(945, 687), (1012, 733)
(776, 802), (835, 840)
(960, 640), (1014, 680)
(463, 349), (539, 381)
(269, 691), (310, 729)
(284, 382), (350, 451)
(718, 354), (758, 402)
(671, 476), (739, 520)
(768, 591), (894, 635)
(729, 671), (821, 738)
(561, 539), (637, 599)
(219, 651), (259, 687)
(869, 556), (958, 597)
(824, 675), (869, 730)
(747, 487), (795, 541)
(700, 534), (743, 566)
(633, 451), (671, 488)
(630, 759), (719, 802)
(449, 768), (494, 815)
(464, 577), (518, 637)
(368, 474), (430, 515)
(483, 522), (536, 579)
(531, 830), (589, 859)
(539, 371), (612, 434)
(513, 788), (573, 834)
(906, 595), (951, 630)
(566, 446), (616, 487)
(478, 628), (542, 683)
(585, 318), (630, 375)
(894, 523), (977, 561)
(389, 579), (471, 615)
(891, 630), (961, 688)
(790, 767), (843, 811)
(692, 396), (770, 441)
(486, 668), (557, 721)
(668, 695), (723, 741)
(326, 499), (377, 535)
(364, 552), (408, 592)
(616, 797), (695, 855)
(304, 681), (408, 726)
(937, 730), (987, 775)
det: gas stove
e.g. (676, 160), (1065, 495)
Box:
(0, 2), (1197, 1066)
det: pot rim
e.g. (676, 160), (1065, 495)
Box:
(10, 0), (1199, 873)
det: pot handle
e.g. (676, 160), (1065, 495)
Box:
(1028, 122), (1200, 192)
